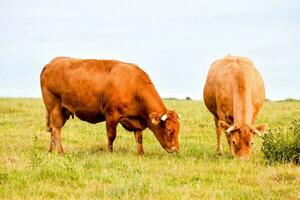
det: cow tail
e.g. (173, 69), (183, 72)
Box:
(46, 111), (51, 132)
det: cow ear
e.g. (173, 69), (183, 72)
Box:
(219, 121), (238, 135)
(219, 121), (230, 130)
(172, 110), (181, 120)
(177, 113), (181, 120)
(254, 124), (267, 137)
(149, 112), (160, 125)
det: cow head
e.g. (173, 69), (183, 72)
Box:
(220, 121), (267, 159)
(149, 110), (181, 153)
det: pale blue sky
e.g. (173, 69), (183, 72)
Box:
(1, 0), (299, 100)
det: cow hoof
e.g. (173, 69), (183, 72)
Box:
(137, 151), (144, 155)
(216, 151), (223, 156)
(57, 150), (64, 155)
(107, 148), (113, 153)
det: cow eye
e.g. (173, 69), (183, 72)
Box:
(250, 142), (254, 146)
(232, 140), (236, 145)
(170, 132), (174, 137)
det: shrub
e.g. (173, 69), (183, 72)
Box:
(163, 97), (179, 100)
(186, 96), (192, 100)
(261, 119), (300, 164)
(280, 98), (300, 102)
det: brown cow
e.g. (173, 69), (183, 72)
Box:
(203, 55), (267, 159)
(40, 57), (180, 154)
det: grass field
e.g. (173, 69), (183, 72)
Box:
(0, 98), (299, 199)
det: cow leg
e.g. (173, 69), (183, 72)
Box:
(251, 109), (259, 124)
(214, 117), (223, 155)
(47, 108), (71, 153)
(49, 131), (55, 152)
(49, 104), (65, 154)
(226, 136), (235, 156)
(134, 130), (144, 155)
(41, 88), (66, 153)
(51, 127), (64, 153)
(105, 115), (119, 152)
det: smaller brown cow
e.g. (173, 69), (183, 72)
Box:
(203, 55), (267, 159)
(40, 57), (180, 154)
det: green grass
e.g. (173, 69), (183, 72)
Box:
(0, 98), (299, 199)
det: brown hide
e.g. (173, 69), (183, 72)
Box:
(40, 57), (180, 154)
(203, 55), (266, 159)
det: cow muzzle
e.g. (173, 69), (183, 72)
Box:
(235, 152), (250, 160)
(238, 155), (249, 161)
(165, 146), (179, 153)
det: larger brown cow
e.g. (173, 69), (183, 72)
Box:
(40, 57), (180, 154)
(203, 55), (267, 159)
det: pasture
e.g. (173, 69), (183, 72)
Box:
(0, 98), (299, 199)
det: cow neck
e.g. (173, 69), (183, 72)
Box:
(232, 74), (253, 126)
(139, 88), (167, 126)
(145, 100), (167, 117)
